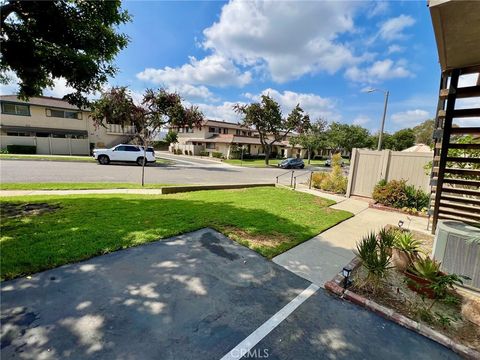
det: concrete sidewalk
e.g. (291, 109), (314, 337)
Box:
(274, 186), (430, 287)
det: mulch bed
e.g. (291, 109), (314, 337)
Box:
(369, 203), (428, 217)
(325, 227), (480, 359)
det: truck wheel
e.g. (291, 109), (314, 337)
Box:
(98, 155), (110, 165)
(137, 157), (147, 166)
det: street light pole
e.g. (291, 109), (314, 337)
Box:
(377, 90), (389, 151)
(365, 88), (390, 151)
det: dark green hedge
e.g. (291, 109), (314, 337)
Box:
(6, 145), (37, 154)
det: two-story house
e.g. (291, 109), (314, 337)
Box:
(0, 95), (135, 155)
(169, 119), (305, 159)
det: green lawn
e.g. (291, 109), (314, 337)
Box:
(0, 182), (176, 191)
(224, 158), (327, 167)
(0, 187), (352, 280)
(0, 154), (96, 162)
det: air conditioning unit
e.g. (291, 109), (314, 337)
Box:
(432, 220), (480, 291)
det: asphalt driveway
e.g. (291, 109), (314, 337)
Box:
(0, 229), (457, 359)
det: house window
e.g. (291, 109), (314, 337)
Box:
(46, 109), (81, 119)
(209, 127), (216, 133)
(36, 132), (50, 137)
(186, 127), (194, 133)
(69, 134), (87, 139)
(206, 143), (215, 149)
(6, 131), (32, 137)
(1, 103), (30, 116)
(242, 131), (247, 136)
(223, 128), (228, 134)
(179, 128), (184, 133)
(51, 133), (67, 138)
(235, 129), (241, 135)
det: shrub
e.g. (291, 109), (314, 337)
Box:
(6, 145), (36, 154)
(311, 172), (328, 189)
(212, 151), (223, 159)
(311, 153), (347, 194)
(373, 179), (430, 211)
(199, 150), (209, 157)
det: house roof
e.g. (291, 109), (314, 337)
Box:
(401, 143), (434, 153)
(202, 119), (252, 130)
(429, 0), (480, 71)
(0, 95), (87, 111)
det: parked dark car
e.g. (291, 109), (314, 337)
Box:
(325, 158), (344, 167)
(278, 157), (305, 169)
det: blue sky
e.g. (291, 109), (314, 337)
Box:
(3, 1), (456, 132)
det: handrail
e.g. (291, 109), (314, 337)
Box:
(293, 171), (314, 189)
(275, 170), (295, 187)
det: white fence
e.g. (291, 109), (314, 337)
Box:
(0, 136), (90, 155)
(346, 148), (433, 198)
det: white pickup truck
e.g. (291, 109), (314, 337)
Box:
(93, 144), (156, 166)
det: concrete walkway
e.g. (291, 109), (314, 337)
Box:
(274, 185), (430, 287)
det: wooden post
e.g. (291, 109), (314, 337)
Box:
(432, 68), (461, 232)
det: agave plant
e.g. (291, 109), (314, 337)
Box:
(394, 232), (422, 253)
(378, 227), (397, 248)
(409, 256), (441, 281)
(356, 232), (392, 289)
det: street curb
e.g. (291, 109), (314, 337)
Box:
(324, 257), (480, 360)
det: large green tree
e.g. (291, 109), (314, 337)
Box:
(370, 128), (416, 151)
(387, 128), (416, 151)
(290, 118), (327, 164)
(91, 87), (204, 185)
(412, 119), (435, 146)
(326, 122), (371, 156)
(234, 95), (310, 165)
(1, 0), (130, 107)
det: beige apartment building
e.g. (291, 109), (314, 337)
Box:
(169, 119), (306, 159)
(0, 95), (135, 155)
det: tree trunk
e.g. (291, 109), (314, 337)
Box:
(307, 148), (311, 164)
(264, 145), (271, 165)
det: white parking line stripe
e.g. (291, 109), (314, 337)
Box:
(220, 283), (319, 360)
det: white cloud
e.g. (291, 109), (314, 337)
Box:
(353, 115), (371, 126)
(168, 84), (216, 102)
(245, 88), (340, 121)
(367, 1), (389, 18)
(0, 71), (20, 95)
(196, 101), (244, 122)
(202, 0), (363, 82)
(136, 54), (251, 88)
(378, 15), (415, 42)
(346, 59), (413, 83)
(387, 44), (404, 54)
(44, 78), (75, 98)
(391, 109), (429, 127)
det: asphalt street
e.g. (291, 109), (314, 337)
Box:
(0, 155), (323, 186)
(0, 229), (457, 360)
